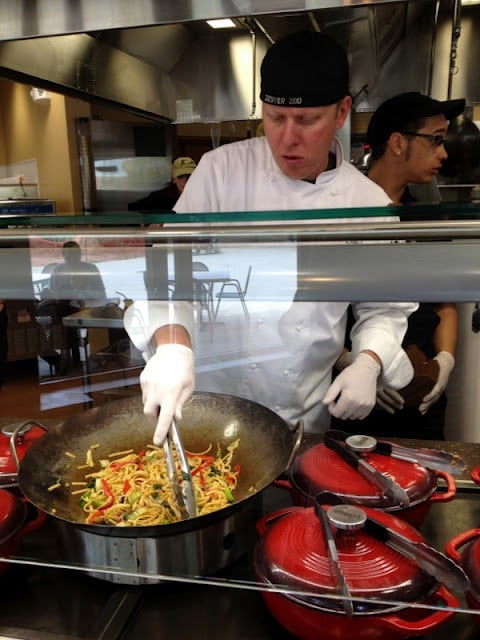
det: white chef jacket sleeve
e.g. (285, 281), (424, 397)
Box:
(123, 300), (194, 361)
(349, 302), (419, 389)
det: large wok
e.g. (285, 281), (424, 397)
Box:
(18, 392), (302, 538)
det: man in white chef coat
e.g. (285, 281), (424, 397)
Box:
(124, 31), (417, 444)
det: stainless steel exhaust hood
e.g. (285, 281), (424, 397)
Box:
(0, 0), (477, 122)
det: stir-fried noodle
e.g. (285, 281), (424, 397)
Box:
(68, 440), (241, 525)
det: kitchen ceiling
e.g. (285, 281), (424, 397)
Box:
(0, 0), (434, 42)
(0, 0), (477, 122)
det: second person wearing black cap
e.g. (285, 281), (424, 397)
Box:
(337, 91), (465, 439)
(366, 91), (465, 205)
(124, 31), (418, 445)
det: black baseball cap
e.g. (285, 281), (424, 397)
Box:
(366, 92), (465, 148)
(260, 31), (349, 108)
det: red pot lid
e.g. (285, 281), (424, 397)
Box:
(254, 504), (437, 612)
(0, 488), (26, 540)
(0, 422), (47, 478)
(290, 442), (438, 509)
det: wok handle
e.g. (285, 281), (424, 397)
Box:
(256, 506), (304, 536)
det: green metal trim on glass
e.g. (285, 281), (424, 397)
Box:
(1, 202), (480, 228)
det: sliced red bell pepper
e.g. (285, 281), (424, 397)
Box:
(191, 459), (214, 476)
(100, 478), (114, 509)
(86, 509), (104, 524)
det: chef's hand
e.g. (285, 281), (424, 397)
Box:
(418, 351), (455, 415)
(323, 352), (381, 420)
(140, 344), (195, 446)
(335, 350), (402, 415)
(376, 387), (405, 415)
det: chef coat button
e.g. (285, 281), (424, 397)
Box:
(283, 369), (290, 376)
(295, 324), (302, 332)
(250, 363), (258, 370)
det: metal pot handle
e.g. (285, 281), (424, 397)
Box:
(9, 421), (49, 471)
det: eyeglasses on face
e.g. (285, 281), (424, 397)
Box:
(400, 131), (447, 147)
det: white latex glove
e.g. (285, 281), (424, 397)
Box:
(140, 344), (195, 446)
(323, 352), (381, 420)
(337, 352), (404, 414)
(418, 351), (455, 415)
(376, 387), (405, 415)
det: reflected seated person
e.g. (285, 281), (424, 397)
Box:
(46, 241), (107, 309)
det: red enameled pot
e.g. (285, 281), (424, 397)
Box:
(254, 503), (458, 640)
(445, 528), (480, 627)
(0, 488), (47, 575)
(470, 465), (480, 485)
(275, 441), (456, 526)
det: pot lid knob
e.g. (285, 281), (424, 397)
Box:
(327, 504), (367, 531)
(345, 434), (377, 453)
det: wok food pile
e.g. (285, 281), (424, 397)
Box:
(66, 440), (241, 526)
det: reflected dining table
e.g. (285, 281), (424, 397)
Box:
(163, 269), (231, 327)
(191, 270), (231, 323)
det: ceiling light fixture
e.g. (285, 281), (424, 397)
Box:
(206, 18), (236, 29)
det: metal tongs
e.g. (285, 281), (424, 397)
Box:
(316, 493), (470, 593)
(323, 430), (410, 508)
(162, 419), (197, 520)
(314, 501), (354, 617)
(332, 430), (467, 477)
(371, 439), (467, 476)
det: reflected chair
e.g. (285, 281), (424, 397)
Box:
(214, 265), (252, 322)
(33, 299), (80, 375)
(41, 262), (60, 274)
(36, 262), (60, 300)
(192, 261), (212, 324)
